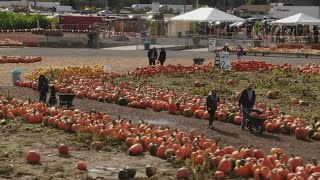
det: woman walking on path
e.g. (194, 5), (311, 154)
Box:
(158, 48), (166, 65)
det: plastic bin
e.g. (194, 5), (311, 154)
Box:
(144, 41), (150, 50)
(12, 69), (22, 85)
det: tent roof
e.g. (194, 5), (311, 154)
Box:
(170, 7), (245, 22)
(271, 13), (320, 26)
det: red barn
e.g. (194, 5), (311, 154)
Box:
(59, 15), (104, 30)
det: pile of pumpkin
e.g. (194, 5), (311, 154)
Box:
(0, 96), (320, 179)
(0, 40), (23, 47)
(231, 60), (320, 75)
(24, 65), (121, 81)
(244, 47), (320, 56)
(130, 63), (213, 77)
(0, 56), (41, 64)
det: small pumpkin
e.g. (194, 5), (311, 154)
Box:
(118, 98), (129, 106)
(118, 169), (129, 180)
(26, 151), (41, 164)
(77, 161), (87, 170)
(58, 144), (69, 155)
(124, 166), (137, 178)
(146, 164), (157, 177)
(148, 142), (158, 156)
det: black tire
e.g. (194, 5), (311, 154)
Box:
(255, 124), (264, 135)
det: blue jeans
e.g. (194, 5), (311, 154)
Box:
(242, 106), (253, 129)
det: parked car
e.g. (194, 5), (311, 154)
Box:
(80, 9), (94, 15)
(97, 10), (108, 16)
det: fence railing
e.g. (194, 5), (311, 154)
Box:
(1, 32), (320, 50)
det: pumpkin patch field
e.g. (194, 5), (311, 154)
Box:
(0, 53), (320, 180)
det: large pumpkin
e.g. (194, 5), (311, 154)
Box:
(129, 143), (144, 156)
(295, 127), (308, 140)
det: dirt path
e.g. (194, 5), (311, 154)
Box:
(1, 86), (319, 164)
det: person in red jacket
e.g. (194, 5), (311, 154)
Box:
(239, 83), (256, 130)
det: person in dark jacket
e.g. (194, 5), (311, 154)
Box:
(48, 85), (57, 107)
(206, 89), (220, 130)
(147, 47), (158, 66)
(222, 43), (230, 52)
(239, 83), (256, 130)
(37, 75), (49, 102)
(158, 48), (166, 65)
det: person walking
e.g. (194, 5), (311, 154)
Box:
(236, 44), (244, 60)
(147, 47), (158, 66)
(222, 43), (230, 52)
(87, 31), (94, 48)
(158, 48), (166, 65)
(239, 83), (256, 130)
(206, 89), (220, 130)
(37, 75), (49, 103)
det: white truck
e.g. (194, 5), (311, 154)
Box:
(268, 6), (320, 19)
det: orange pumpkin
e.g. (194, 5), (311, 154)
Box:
(77, 161), (87, 170)
(128, 143), (144, 156)
(26, 151), (41, 164)
(217, 158), (233, 174)
(176, 167), (190, 180)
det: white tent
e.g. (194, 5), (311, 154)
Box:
(271, 13), (320, 26)
(170, 7), (245, 22)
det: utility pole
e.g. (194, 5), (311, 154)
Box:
(196, 0), (198, 9)
(26, 0), (29, 15)
(224, 0), (226, 12)
(105, 0), (108, 11)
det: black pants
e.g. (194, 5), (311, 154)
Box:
(149, 58), (155, 66)
(39, 91), (47, 102)
(208, 109), (216, 126)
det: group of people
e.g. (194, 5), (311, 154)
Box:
(222, 43), (245, 60)
(206, 83), (256, 130)
(37, 75), (57, 107)
(147, 47), (167, 66)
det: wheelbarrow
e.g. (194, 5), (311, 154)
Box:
(59, 94), (75, 109)
(242, 109), (268, 135)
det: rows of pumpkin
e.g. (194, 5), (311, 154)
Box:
(17, 64), (320, 141)
(245, 47), (320, 56)
(0, 96), (320, 179)
(231, 60), (320, 75)
(15, 77), (320, 141)
(23, 63), (213, 81)
(0, 56), (41, 63)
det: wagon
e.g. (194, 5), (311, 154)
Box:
(59, 94), (75, 109)
(242, 109), (267, 134)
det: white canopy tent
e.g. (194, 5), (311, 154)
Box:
(168, 7), (244, 37)
(271, 13), (320, 26)
(170, 7), (245, 22)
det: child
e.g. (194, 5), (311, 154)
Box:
(48, 85), (57, 107)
